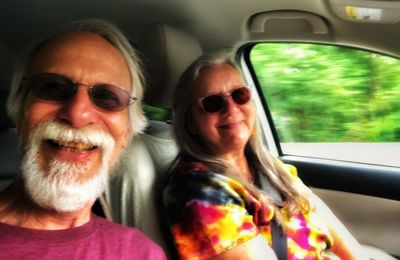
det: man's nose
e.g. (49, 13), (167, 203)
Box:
(58, 87), (98, 127)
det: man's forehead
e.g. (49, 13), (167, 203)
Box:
(28, 31), (131, 90)
(42, 31), (108, 50)
(30, 32), (121, 71)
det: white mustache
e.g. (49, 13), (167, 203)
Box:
(27, 121), (115, 158)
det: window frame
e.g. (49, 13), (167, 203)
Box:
(239, 42), (400, 159)
(237, 42), (400, 201)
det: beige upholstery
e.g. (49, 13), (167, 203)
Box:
(101, 24), (203, 257)
(363, 245), (397, 260)
(138, 23), (203, 108)
(101, 126), (178, 255)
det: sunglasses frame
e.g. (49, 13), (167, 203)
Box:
(196, 86), (252, 113)
(24, 73), (136, 112)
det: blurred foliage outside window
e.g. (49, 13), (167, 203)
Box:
(143, 104), (171, 122)
(250, 43), (400, 142)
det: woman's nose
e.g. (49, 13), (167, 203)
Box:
(221, 96), (239, 115)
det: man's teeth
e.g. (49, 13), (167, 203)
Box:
(53, 140), (95, 151)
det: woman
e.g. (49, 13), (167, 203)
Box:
(163, 52), (365, 259)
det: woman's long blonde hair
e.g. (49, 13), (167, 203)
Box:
(171, 51), (309, 224)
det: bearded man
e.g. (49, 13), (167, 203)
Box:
(0, 19), (165, 260)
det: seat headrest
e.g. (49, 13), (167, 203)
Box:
(138, 24), (203, 109)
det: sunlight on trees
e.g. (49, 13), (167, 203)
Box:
(250, 43), (400, 142)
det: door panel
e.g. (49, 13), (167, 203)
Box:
(280, 155), (400, 258)
(312, 188), (400, 257)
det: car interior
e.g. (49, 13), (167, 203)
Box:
(1, 0), (399, 259)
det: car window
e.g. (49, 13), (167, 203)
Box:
(246, 43), (400, 167)
(143, 104), (172, 122)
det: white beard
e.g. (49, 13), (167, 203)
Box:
(21, 121), (115, 212)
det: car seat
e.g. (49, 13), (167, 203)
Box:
(99, 23), (203, 257)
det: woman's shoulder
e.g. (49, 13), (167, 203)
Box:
(164, 162), (243, 204)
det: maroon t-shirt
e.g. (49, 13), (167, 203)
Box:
(0, 214), (166, 260)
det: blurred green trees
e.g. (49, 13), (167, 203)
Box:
(250, 43), (400, 142)
(143, 104), (171, 122)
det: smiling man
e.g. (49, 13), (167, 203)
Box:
(0, 19), (165, 259)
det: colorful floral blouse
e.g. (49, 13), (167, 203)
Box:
(163, 162), (339, 260)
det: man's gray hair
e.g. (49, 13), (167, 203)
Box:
(7, 19), (147, 136)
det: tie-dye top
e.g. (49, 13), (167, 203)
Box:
(163, 162), (339, 260)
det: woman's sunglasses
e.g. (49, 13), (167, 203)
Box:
(196, 86), (251, 113)
(24, 73), (136, 112)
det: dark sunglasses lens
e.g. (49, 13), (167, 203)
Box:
(201, 95), (225, 113)
(30, 74), (75, 101)
(232, 87), (251, 105)
(90, 85), (130, 111)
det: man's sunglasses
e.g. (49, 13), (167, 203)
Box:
(24, 73), (136, 112)
(196, 86), (251, 113)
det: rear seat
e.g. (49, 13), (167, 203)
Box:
(101, 122), (178, 253)
(100, 24), (203, 256)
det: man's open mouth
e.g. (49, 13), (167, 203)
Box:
(46, 139), (97, 152)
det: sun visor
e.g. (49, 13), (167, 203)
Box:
(246, 10), (333, 41)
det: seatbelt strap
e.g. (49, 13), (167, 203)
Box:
(256, 172), (288, 259)
(271, 218), (288, 260)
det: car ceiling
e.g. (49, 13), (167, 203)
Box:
(1, 0), (400, 91)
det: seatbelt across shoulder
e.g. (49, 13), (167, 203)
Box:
(257, 172), (288, 260)
(271, 217), (287, 260)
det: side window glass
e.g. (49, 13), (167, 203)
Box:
(248, 43), (400, 167)
(143, 104), (172, 122)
